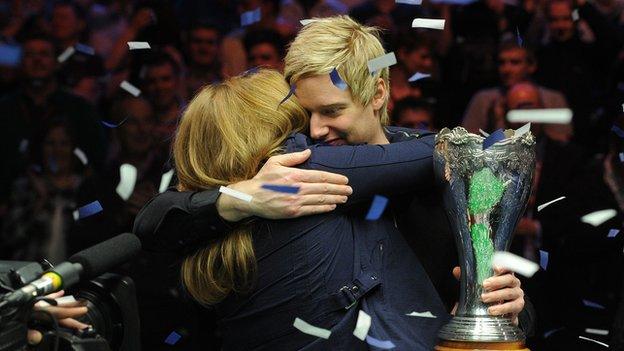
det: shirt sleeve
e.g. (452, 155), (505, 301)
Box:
(133, 189), (233, 254)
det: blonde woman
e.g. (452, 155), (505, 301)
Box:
(171, 69), (447, 350)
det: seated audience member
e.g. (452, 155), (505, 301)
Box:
(0, 34), (106, 209)
(243, 29), (285, 71)
(391, 96), (436, 131)
(462, 42), (568, 133)
(2, 119), (89, 263)
(183, 22), (223, 98)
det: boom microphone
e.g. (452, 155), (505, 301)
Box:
(0, 233), (141, 309)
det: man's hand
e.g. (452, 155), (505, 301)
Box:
(28, 291), (90, 345)
(217, 149), (352, 221)
(452, 266), (524, 325)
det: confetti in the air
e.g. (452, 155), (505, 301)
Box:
(406, 311), (436, 318)
(516, 27), (523, 47)
(75, 43), (95, 55)
(515, 123), (531, 137)
(101, 117), (128, 128)
(159, 169), (174, 193)
(73, 201), (103, 220)
(612, 125), (624, 138)
(482, 128), (505, 150)
(353, 310), (372, 341)
(492, 251), (539, 278)
(127, 41), (151, 50)
(583, 300), (606, 309)
(608, 229), (620, 238)
(365, 335), (396, 349)
(73, 148), (88, 165)
(219, 186), (253, 203)
(579, 336), (609, 348)
(479, 129), (490, 137)
(537, 196), (566, 212)
(366, 195), (389, 220)
(278, 84), (296, 106)
(164, 331), (181, 345)
(120, 81), (141, 97)
(330, 68), (348, 91)
(241, 8), (262, 26)
(367, 52), (397, 75)
(507, 108), (572, 124)
(300, 19), (317, 25)
(57, 47), (75, 63)
(116, 164), (137, 201)
(620, 153), (624, 162)
(572, 9), (580, 21)
(397, 0), (423, 5)
(408, 72), (431, 82)
(261, 184), (301, 194)
(581, 209), (617, 227)
(19, 139), (28, 153)
(585, 328), (609, 336)
(412, 18), (446, 30)
(539, 250), (549, 271)
(544, 327), (565, 338)
(293, 317), (331, 339)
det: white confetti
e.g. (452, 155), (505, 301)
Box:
(585, 328), (609, 336)
(293, 317), (331, 339)
(406, 311), (436, 318)
(116, 164), (138, 201)
(479, 129), (490, 137)
(506, 108), (573, 124)
(219, 186), (252, 202)
(127, 41), (151, 50)
(120, 80), (141, 97)
(19, 139), (29, 153)
(159, 169), (174, 193)
(300, 19), (317, 25)
(73, 148), (88, 165)
(579, 336), (609, 348)
(36, 295), (77, 307)
(581, 209), (617, 227)
(397, 0), (422, 5)
(57, 47), (75, 63)
(412, 18), (446, 30)
(572, 9), (580, 21)
(537, 196), (566, 212)
(367, 52), (397, 75)
(408, 72), (431, 82)
(72, 210), (79, 221)
(353, 310), (371, 341)
(492, 251), (539, 278)
(514, 123), (531, 137)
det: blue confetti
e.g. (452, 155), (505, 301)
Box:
(582, 299), (606, 309)
(241, 8), (261, 26)
(482, 129), (505, 150)
(396, 0), (422, 4)
(330, 68), (348, 91)
(365, 335), (395, 349)
(242, 67), (259, 76)
(164, 331), (182, 345)
(366, 195), (389, 221)
(101, 117), (128, 128)
(611, 125), (624, 138)
(74, 43), (95, 55)
(539, 250), (549, 271)
(544, 327), (565, 339)
(261, 184), (300, 194)
(516, 27), (523, 47)
(76, 201), (103, 220)
(278, 84), (296, 106)
(608, 229), (620, 238)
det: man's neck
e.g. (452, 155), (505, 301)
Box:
(371, 127), (390, 145)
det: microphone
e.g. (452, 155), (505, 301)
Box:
(0, 233), (141, 309)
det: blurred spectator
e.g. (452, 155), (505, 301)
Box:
(0, 34), (106, 209)
(462, 42), (568, 133)
(141, 52), (184, 149)
(391, 96), (436, 131)
(350, 0), (423, 32)
(243, 29), (285, 71)
(184, 22), (223, 97)
(535, 0), (623, 152)
(1, 119), (88, 263)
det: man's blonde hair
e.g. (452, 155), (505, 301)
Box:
(284, 15), (390, 125)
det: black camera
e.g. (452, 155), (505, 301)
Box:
(0, 261), (140, 351)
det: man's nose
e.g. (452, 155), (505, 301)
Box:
(309, 114), (328, 140)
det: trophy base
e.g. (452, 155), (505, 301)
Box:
(435, 340), (529, 350)
(437, 316), (525, 342)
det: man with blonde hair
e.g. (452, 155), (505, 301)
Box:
(135, 15), (534, 348)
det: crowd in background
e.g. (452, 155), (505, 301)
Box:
(1, 0), (624, 349)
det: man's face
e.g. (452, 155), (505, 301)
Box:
(498, 48), (532, 87)
(188, 28), (220, 67)
(548, 2), (575, 42)
(51, 5), (83, 42)
(119, 100), (155, 155)
(295, 74), (383, 145)
(144, 63), (179, 109)
(248, 43), (282, 71)
(21, 40), (56, 81)
(401, 46), (434, 74)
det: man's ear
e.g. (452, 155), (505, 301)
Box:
(372, 77), (387, 111)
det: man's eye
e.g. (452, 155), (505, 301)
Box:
(323, 108), (340, 116)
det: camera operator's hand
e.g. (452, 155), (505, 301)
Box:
(28, 291), (90, 346)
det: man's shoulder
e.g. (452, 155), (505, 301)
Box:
(384, 126), (435, 142)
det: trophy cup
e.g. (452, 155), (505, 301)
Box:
(433, 127), (535, 351)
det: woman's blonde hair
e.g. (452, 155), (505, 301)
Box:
(174, 69), (308, 305)
(284, 15), (390, 125)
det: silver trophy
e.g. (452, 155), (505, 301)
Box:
(433, 127), (535, 347)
